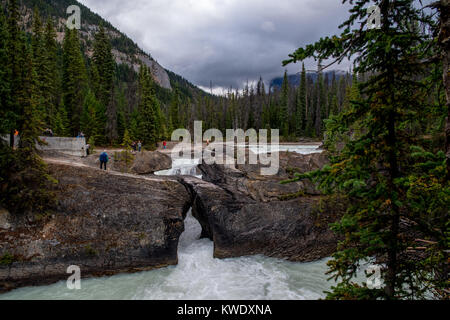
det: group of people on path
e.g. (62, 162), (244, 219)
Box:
(131, 141), (142, 153)
(97, 141), (170, 172)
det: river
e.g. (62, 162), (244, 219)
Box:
(0, 143), (347, 300)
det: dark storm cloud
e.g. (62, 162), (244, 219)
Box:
(78, 0), (352, 90)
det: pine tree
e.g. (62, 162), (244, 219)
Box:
(138, 66), (160, 148)
(280, 71), (290, 137)
(284, 0), (448, 299)
(42, 19), (60, 128)
(116, 110), (126, 144)
(53, 105), (69, 137)
(304, 76), (315, 137)
(6, 0), (21, 147)
(169, 86), (181, 130)
(93, 25), (116, 142)
(435, 0), (450, 177)
(62, 28), (87, 135)
(314, 67), (324, 137)
(121, 128), (133, 171)
(31, 8), (47, 126)
(1, 2), (56, 215)
(0, 8), (10, 136)
(80, 90), (102, 142)
(295, 63), (307, 136)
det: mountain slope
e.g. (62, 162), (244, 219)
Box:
(9, 0), (204, 94)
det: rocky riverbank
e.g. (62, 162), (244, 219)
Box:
(0, 163), (190, 293)
(179, 152), (344, 262)
(0, 150), (344, 293)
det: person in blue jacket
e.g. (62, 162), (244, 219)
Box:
(99, 150), (109, 170)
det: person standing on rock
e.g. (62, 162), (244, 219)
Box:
(163, 141), (167, 149)
(99, 150), (109, 171)
(138, 141), (142, 152)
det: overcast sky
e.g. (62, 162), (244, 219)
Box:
(78, 0), (353, 93)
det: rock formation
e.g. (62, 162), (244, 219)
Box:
(131, 151), (173, 175)
(179, 151), (344, 262)
(0, 150), (344, 293)
(0, 163), (190, 293)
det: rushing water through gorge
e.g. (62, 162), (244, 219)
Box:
(0, 211), (333, 300)
(0, 143), (359, 300)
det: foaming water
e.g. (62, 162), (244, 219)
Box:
(0, 212), (334, 300)
(155, 158), (201, 178)
(248, 144), (322, 155)
(0, 144), (339, 300)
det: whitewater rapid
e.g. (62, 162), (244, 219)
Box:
(0, 143), (340, 300)
(0, 211), (334, 300)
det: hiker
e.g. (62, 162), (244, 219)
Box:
(138, 141), (142, 152)
(131, 141), (136, 153)
(43, 128), (53, 137)
(163, 141), (167, 149)
(99, 150), (109, 171)
(86, 143), (90, 156)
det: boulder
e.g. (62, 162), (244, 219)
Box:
(0, 163), (191, 293)
(179, 151), (343, 262)
(131, 151), (172, 174)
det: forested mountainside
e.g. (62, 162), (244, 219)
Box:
(7, 0), (172, 88)
(0, 0), (361, 147)
(0, 0), (213, 145)
(270, 70), (347, 90)
(13, 0), (211, 97)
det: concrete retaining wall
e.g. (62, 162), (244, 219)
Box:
(2, 135), (87, 157)
(38, 137), (87, 157)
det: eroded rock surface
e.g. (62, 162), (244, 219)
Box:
(0, 163), (190, 292)
(131, 151), (172, 174)
(180, 151), (343, 262)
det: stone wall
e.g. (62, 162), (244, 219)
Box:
(38, 137), (87, 157)
(2, 135), (87, 157)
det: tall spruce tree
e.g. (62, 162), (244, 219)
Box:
(295, 63), (307, 136)
(6, 0), (21, 147)
(138, 66), (160, 148)
(1, 1), (55, 215)
(31, 8), (47, 126)
(169, 86), (181, 130)
(436, 0), (450, 177)
(284, 0), (448, 299)
(42, 19), (60, 128)
(0, 8), (10, 136)
(62, 28), (87, 136)
(280, 70), (290, 137)
(93, 25), (116, 142)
